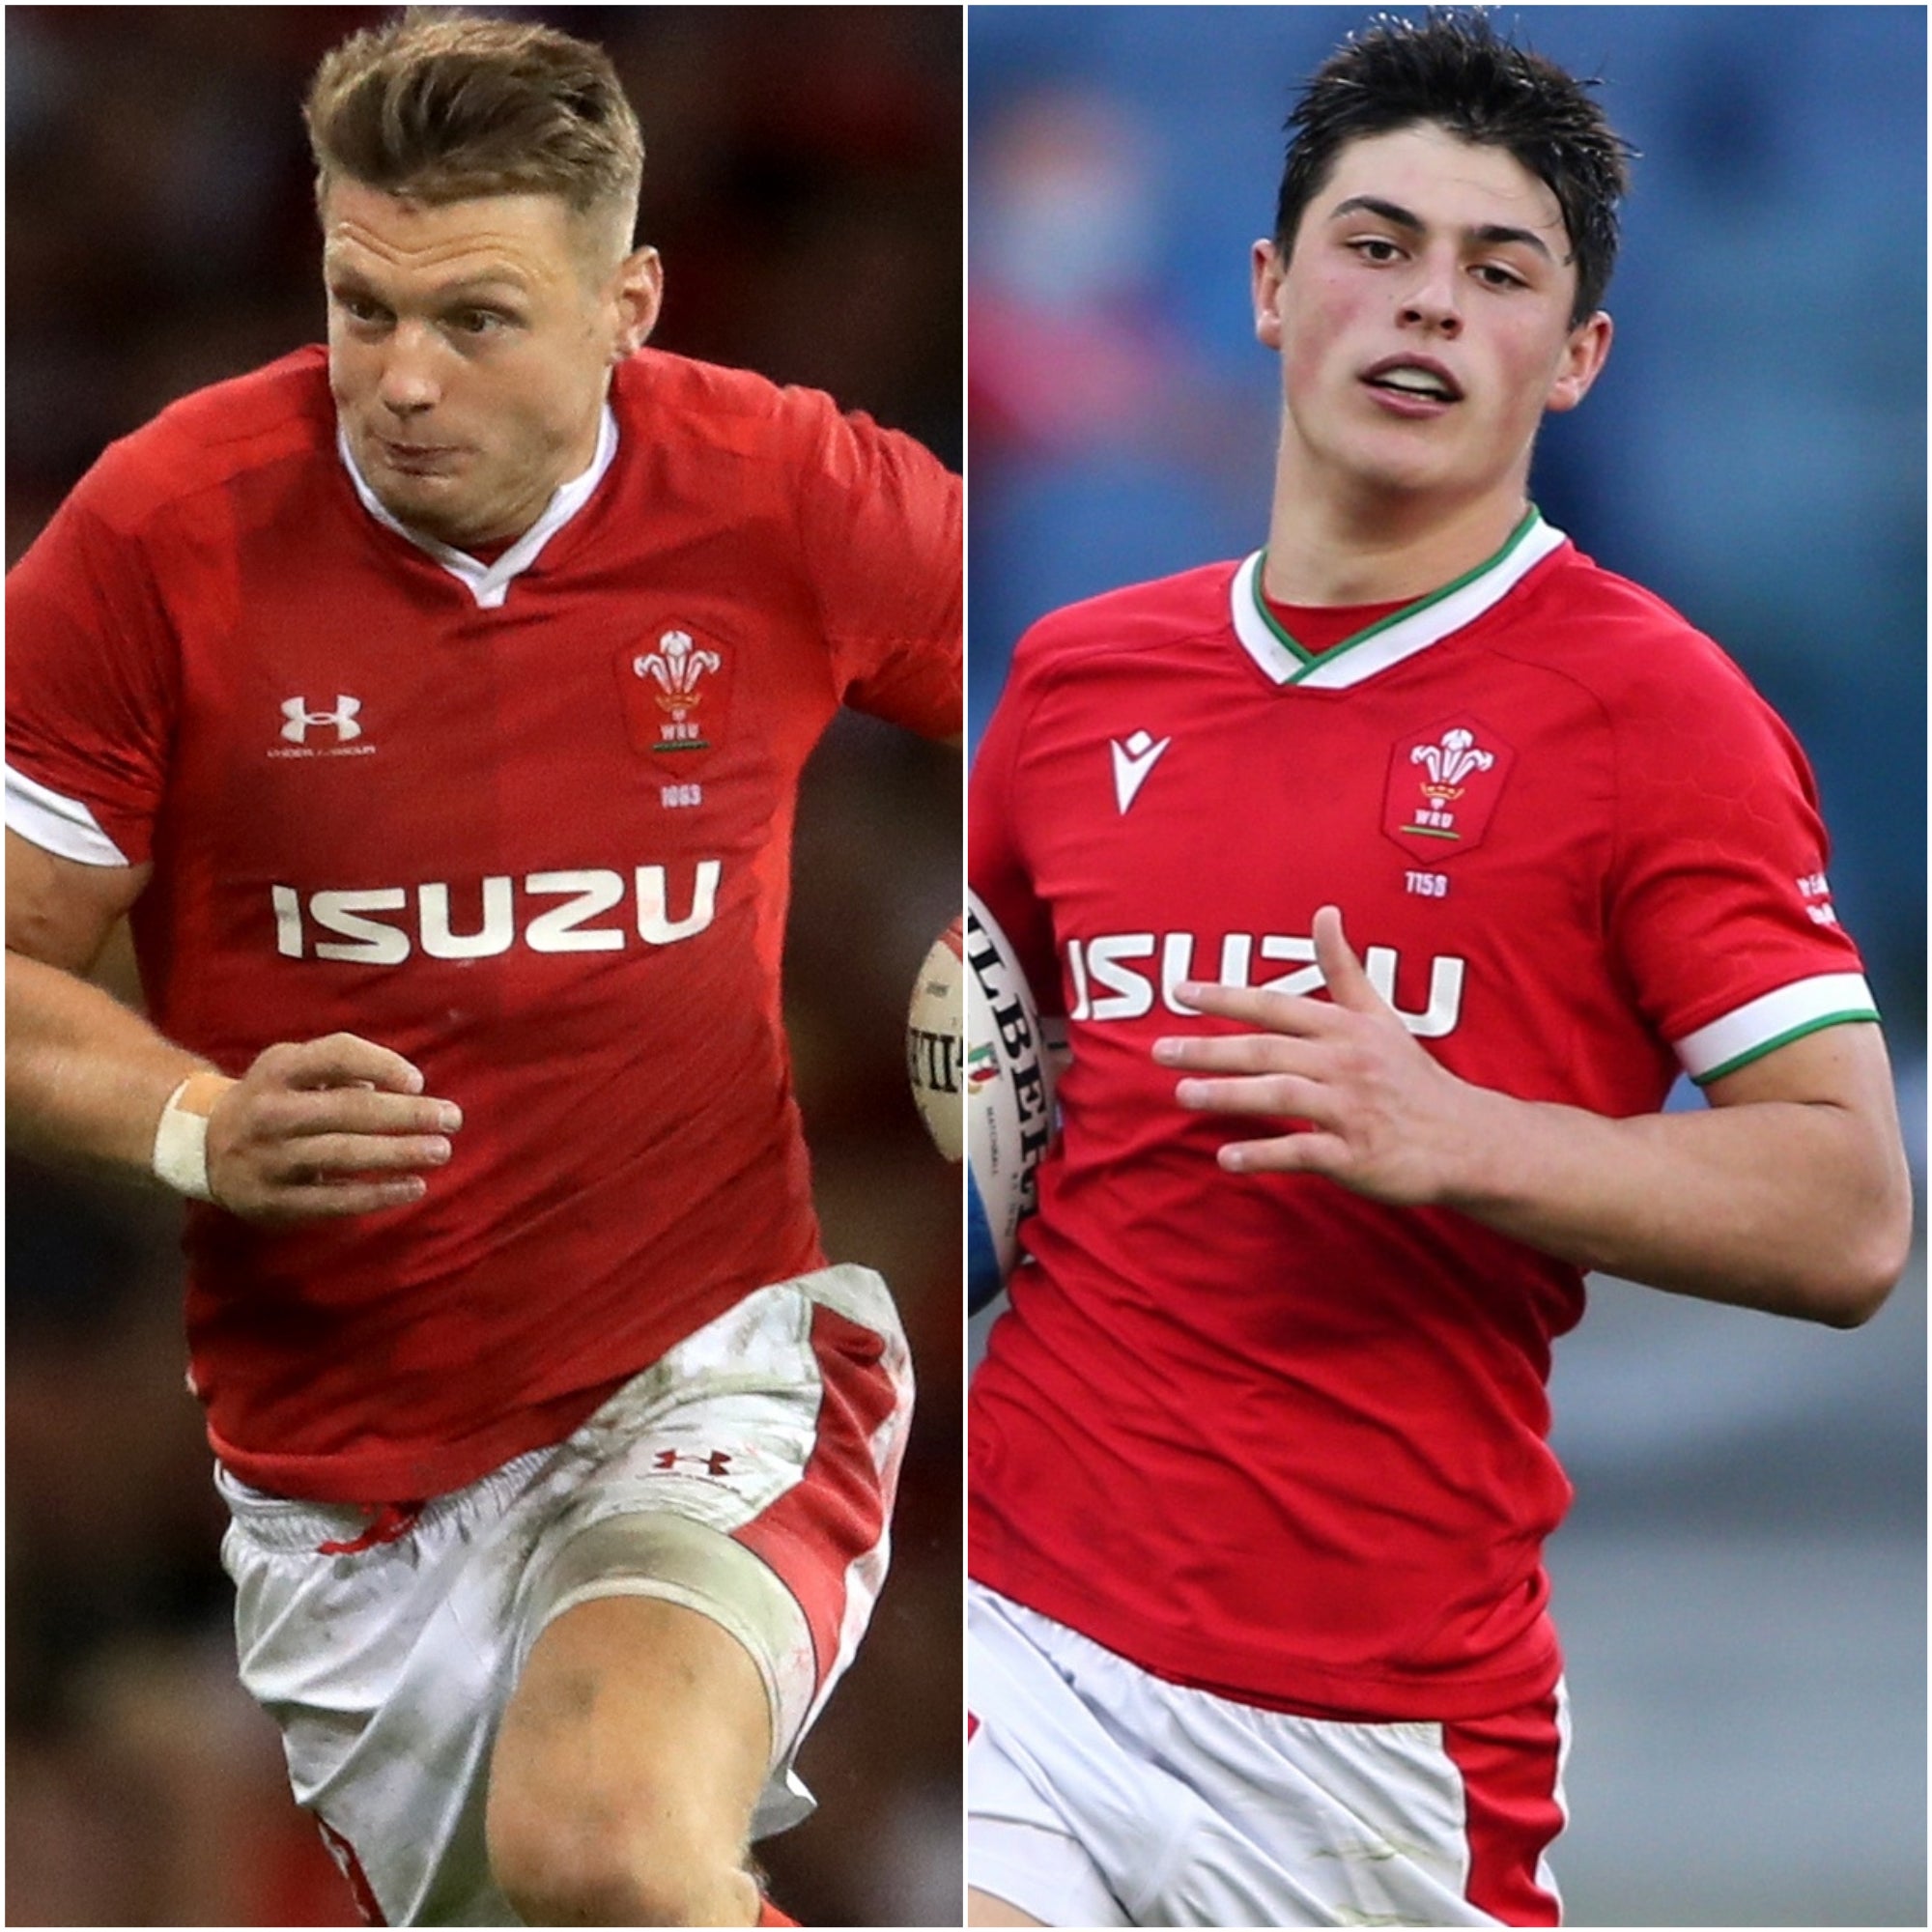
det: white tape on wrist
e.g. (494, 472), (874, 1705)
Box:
(152, 1072), (231, 1202)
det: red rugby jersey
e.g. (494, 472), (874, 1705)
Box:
(8, 345), (959, 1503)
(968, 512), (1876, 1719)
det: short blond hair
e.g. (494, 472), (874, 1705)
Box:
(304, 10), (642, 255)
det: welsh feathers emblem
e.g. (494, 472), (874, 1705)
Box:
(614, 624), (733, 764)
(1382, 717), (1514, 860)
(636, 630), (720, 746)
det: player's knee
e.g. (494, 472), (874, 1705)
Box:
(488, 1785), (755, 1926)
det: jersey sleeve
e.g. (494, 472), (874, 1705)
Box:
(795, 399), (960, 740)
(967, 628), (1065, 1018)
(7, 460), (179, 867)
(1604, 643), (1877, 1084)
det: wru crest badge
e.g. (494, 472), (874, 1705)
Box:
(615, 624), (733, 765)
(1383, 718), (1515, 860)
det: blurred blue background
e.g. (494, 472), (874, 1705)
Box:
(967, 8), (1924, 1926)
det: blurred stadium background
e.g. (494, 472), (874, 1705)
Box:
(6, 7), (960, 1926)
(968, 6), (1923, 1927)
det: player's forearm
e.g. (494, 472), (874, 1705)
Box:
(1444, 1082), (1911, 1325)
(1167, 918), (1911, 1328)
(5, 948), (211, 1178)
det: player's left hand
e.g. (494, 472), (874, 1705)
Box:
(1152, 904), (1485, 1206)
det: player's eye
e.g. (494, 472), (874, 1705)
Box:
(449, 308), (511, 337)
(1473, 262), (1527, 290)
(333, 291), (390, 327)
(1349, 237), (1404, 264)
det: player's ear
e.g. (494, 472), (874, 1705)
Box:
(610, 247), (663, 361)
(1253, 240), (1287, 351)
(1545, 309), (1612, 414)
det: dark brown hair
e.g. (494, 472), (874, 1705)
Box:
(1274, 11), (1633, 325)
(305, 10), (643, 254)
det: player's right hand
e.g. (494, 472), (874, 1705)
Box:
(203, 1033), (462, 1223)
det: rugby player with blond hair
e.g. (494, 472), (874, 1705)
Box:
(9, 14), (958, 1925)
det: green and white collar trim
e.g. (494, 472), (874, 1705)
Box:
(1230, 507), (1566, 691)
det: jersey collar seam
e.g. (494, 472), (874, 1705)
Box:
(1229, 510), (1565, 691)
(334, 404), (619, 611)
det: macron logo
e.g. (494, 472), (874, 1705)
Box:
(1110, 729), (1171, 814)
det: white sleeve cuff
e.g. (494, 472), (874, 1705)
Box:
(4, 763), (130, 867)
(1675, 973), (1881, 1084)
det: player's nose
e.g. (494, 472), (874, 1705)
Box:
(1398, 256), (1463, 337)
(377, 322), (442, 414)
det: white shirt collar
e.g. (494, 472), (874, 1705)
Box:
(336, 403), (619, 611)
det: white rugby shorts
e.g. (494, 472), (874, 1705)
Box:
(218, 1264), (911, 1927)
(967, 1581), (1569, 1928)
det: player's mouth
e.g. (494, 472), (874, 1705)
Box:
(377, 437), (466, 476)
(1360, 357), (1463, 415)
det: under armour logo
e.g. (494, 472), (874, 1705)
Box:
(654, 1448), (732, 1476)
(281, 695), (362, 744)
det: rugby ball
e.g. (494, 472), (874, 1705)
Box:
(965, 890), (1057, 1312)
(906, 917), (963, 1162)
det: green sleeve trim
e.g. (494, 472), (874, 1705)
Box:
(1690, 1009), (1883, 1086)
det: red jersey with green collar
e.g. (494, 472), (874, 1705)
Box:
(7, 344), (959, 1503)
(968, 511), (1875, 1718)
